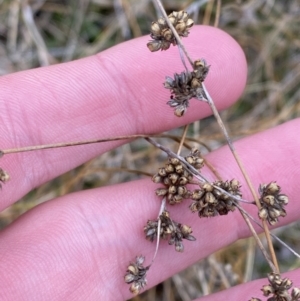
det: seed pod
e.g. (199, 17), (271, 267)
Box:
(158, 167), (167, 177)
(277, 194), (289, 205)
(124, 273), (136, 283)
(261, 284), (274, 296)
(263, 195), (275, 206)
(152, 174), (162, 183)
(203, 183), (213, 192)
(169, 157), (180, 165)
(174, 105), (187, 117)
(155, 188), (168, 196)
(168, 173), (179, 184)
(0, 168), (10, 183)
(127, 265), (138, 275)
(147, 40), (162, 52)
(130, 282), (142, 295)
(175, 164), (184, 174)
(292, 287), (300, 299)
(266, 182), (280, 195)
(168, 185), (177, 194)
(259, 208), (268, 220)
(177, 186), (187, 196)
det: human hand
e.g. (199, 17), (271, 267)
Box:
(0, 25), (299, 301)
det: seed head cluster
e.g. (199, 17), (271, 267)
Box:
(144, 210), (196, 252)
(190, 179), (241, 218)
(152, 148), (204, 205)
(165, 59), (210, 116)
(258, 182), (288, 225)
(250, 273), (300, 301)
(124, 256), (149, 295)
(147, 11), (194, 52)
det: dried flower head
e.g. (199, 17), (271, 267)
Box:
(251, 272), (300, 301)
(165, 59), (209, 116)
(147, 11), (194, 52)
(124, 255), (149, 295)
(144, 210), (196, 252)
(190, 179), (241, 218)
(152, 149), (203, 205)
(258, 182), (288, 225)
(0, 168), (10, 189)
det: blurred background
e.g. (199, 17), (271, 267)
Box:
(0, 0), (300, 300)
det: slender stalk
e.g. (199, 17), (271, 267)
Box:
(150, 197), (166, 266)
(0, 135), (150, 155)
(177, 125), (189, 155)
(238, 208), (276, 272)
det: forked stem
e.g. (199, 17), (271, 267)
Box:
(154, 0), (279, 273)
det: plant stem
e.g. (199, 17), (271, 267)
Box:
(177, 125), (189, 155)
(150, 197), (166, 266)
(202, 84), (279, 273)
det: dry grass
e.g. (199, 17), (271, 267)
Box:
(0, 0), (300, 300)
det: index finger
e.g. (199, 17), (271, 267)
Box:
(0, 25), (247, 209)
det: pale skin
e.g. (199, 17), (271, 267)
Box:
(0, 26), (299, 300)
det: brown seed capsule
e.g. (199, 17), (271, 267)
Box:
(150, 22), (161, 35)
(163, 177), (171, 186)
(266, 182), (280, 195)
(178, 176), (188, 185)
(174, 105), (187, 117)
(175, 22), (186, 33)
(168, 185), (177, 194)
(263, 195), (275, 206)
(124, 273), (136, 283)
(130, 282), (141, 295)
(259, 208), (268, 220)
(175, 241), (184, 252)
(0, 168), (10, 183)
(152, 174), (162, 183)
(261, 284), (274, 296)
(203, 183), (213, 192)
(169, 157), (180, 165)
(177, 186), (187, 196)
(155, 188), (168, 196)
(172, 194), (183, 203)
(277, 194), (289, 205)
(147, 40), (162, 52)
(168, 173), (179, 184)
(292, 287), (300, 299)
(127, 265), (138, 275)
(158, 167), (167, 177)
(165, 163), (175, 173)
(205, 192), (216, 204)
(161, 28), (173, 41)
(175, 164), (184, 174)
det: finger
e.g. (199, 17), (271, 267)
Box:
(0, 25), (247, 209)
(0, 119), (299, 300)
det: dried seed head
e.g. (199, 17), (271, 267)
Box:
(256, 272), (299, 301)
(164, 66), (207, 116)
(147, 11), (194, 52)
(192, 59), (210, 82)
(258, 181), (289, 225)
(144, 210), (196, 252)
(125, 255), (149, 295)
(190, 180), (241, 218)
